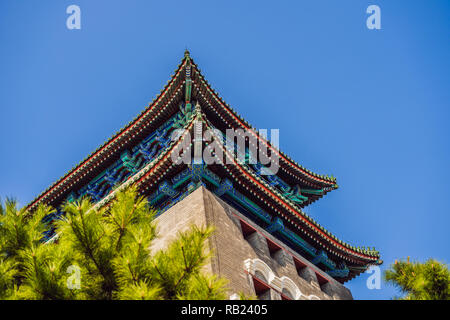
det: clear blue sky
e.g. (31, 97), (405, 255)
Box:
(0, 1), (449, 300)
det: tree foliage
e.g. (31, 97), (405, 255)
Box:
(384, 257), (450, 300)
(0, 187), (228, 300)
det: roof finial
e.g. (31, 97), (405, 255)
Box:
(184, 48), (190, 58)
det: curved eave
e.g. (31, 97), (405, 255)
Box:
(202, 118), (379, 265)
(26, 53), (339, 212)
(26, 57), (190, 211)
(87, 109), (379, 271)
(190, 59), (337, 190)
(92, 109), (198, 210)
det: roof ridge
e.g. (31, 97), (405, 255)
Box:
(26, 53), (190, 211)
(202, 118), (379, 262)
(187, 57), (338, 186)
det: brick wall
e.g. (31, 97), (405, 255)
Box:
(151, 186), (353, 300)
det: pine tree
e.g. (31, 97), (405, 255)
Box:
(0, 187), (228, 300)
(384, 257), (450, 300)
(0, 198), (57, 299)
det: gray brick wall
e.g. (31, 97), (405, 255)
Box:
(151, 186), (353, 300)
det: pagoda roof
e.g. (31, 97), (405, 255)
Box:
(26, 51), (336, 212)
(87, 105), (380, 281)
(190, 59), (338, 190)
(26, 51), (381, 281)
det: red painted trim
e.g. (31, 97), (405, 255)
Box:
(193, 65), (335, 186)
(136, 118), (196, 185)
(245, 271), (290, 299)
(210, 122), (376, 262)
(234, 213), (335, 283)
(27, 59), (188, 210)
